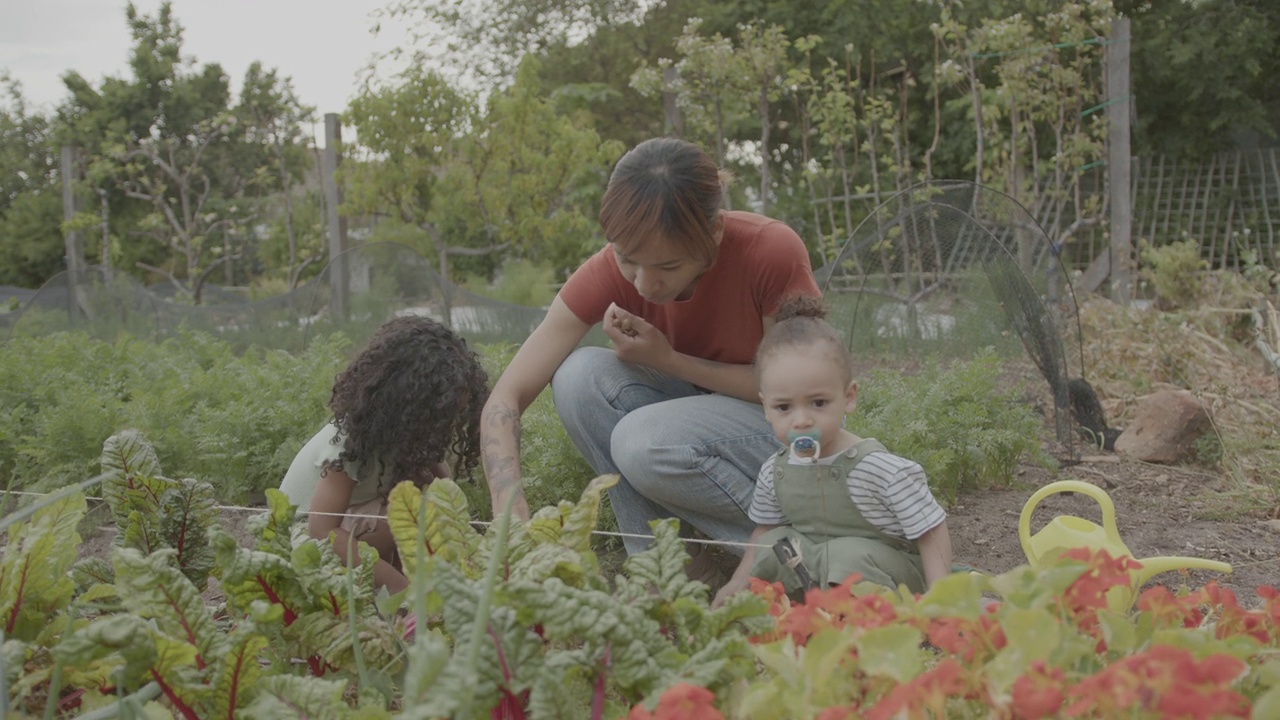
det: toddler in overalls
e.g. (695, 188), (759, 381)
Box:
(713, 296), (954, 605)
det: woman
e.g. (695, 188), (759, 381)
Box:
(481, 137), (820, 562)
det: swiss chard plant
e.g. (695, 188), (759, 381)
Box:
(6, 430), (1279, 719)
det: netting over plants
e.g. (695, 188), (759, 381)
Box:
(2, 242), (551, 352)
(815, 180), (1089, 457)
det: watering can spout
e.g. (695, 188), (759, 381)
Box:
(1132, 555), (1233, 587)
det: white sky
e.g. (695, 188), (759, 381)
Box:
(1, 0), (419, 141)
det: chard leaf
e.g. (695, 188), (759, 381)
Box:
(616, 520), (706, 604)
(505, 542), (589, 586)
(54, 613), (157, 688)
(100, 431), (175, 553)
(212, 527), (306, 623)
(526, 649), (602, 719)
(148, 633), (211, 715)
(100, 430), (164, 526)
(236, 675), (350, 720)
(212, 630), (269, 720)
(71, 557), (116, 592)
(251, 489), (298, 557)
(113, 548), (228, 674)
(387, 479), (483, 580)
(159, 477), (218, 588)
(526, 502), (571, 546)
(558, 474), (618, 555)
(508, 576), (676, 698)
(292, 610), (405, 677)
(97, 431), (219, 588)
(396, 630), (472, 719)
(0, 490), (85, 640)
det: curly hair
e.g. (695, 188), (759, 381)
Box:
(755, 294), (855, 384)
(326, 314), (489, 485)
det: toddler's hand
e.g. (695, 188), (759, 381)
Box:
(712, 577), (749, 608)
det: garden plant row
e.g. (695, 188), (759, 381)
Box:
(2, 430), (1278, 719)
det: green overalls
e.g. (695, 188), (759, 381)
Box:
(751, 438), (926, 597)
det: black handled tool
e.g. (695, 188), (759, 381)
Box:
(773, 537), (819, 590)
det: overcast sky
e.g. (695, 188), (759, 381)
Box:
(1, 0), (418, 138)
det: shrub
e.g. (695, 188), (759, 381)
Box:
(463, 258), (558, 308)
(1140, 237), (1207, 309)
(852, 349), (1049, 505)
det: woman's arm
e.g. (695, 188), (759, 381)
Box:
(605, 307), (779, 402)
(916, 519), (954, 590)
(482, 297), (591, 520)
(308, 468), (408, 594)
(712, 524), (781, 607)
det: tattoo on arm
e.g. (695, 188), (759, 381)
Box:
(482, 402), (522, 493)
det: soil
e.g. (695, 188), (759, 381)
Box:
(950, 456), (1278, 609)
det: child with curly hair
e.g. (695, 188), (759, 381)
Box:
(280, 314), (489, 593)
(713, 296), (953, 606)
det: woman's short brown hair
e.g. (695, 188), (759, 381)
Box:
(598, 137), (726, 267)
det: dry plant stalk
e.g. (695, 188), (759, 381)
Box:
(1077, 296), (1280, 439)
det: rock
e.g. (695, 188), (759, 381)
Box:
(1114, 389), (1211, 464)
(1263, 519), (1280, 534)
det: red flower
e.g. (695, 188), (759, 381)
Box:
(1010, 661), (1065, 719)
(926, 615), (1006, 663)
(1136, 586), (1204, 629)
(864, 660), (967, 720)
(628, 683), (725, 720)
(1064, 645), (1249, 719)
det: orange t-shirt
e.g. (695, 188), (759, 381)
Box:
(559, 211), (820, 365)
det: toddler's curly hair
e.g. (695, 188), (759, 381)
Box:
(756, 294), (855, 384)
(327, 314), (489, 484)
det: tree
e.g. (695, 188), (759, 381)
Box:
(345, 58), (622, 285)
(1116, 0), (1280, 157)
(0, 75), (66, 287)
(436, 57), (625, 279)
(342, 61), (475, 283)
(378, 0), (653, 86)
(58, 2), (314, 302)
(236, 63), (320, 288)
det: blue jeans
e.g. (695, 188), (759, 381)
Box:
(551, 347), (778, 555)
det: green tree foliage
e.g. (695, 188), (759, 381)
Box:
(1117, 0), (1280, 158)
(345, 58), (622, 284)
(56, 2), (314, 302)
(532, 0), (716, 146)
(0, 75), (68, 287)
(379, 0), (654, 86)
(343, 62), (474, 279)
(236, 62), (321, 288)
(435, 58), (625, 280)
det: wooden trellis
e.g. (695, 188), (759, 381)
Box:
(1132, 148), (1280, 269)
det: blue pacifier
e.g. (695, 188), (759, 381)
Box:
(787, 431), (822, 460)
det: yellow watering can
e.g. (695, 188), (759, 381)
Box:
(1018, 480), (1232, 611)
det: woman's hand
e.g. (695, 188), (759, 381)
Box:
(603, 303), (673, 370)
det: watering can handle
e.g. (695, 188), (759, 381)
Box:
(1018, 480), (1124, 561)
